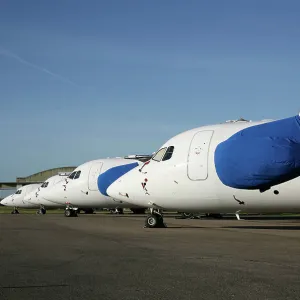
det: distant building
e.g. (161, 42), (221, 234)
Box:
(0, 166), (76, 190)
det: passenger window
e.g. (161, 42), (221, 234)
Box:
(162, 146), (174, 161)
(152, 148), (167, 162)
(68, 172), (77, 180)
(74, 171), (81, 179)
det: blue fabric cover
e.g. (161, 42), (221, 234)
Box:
(214, 115), (300, 191)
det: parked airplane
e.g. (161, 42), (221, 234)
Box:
(0, 184), (41, 214)
(42, 156), (150, 217)
(23, 173), (90, 215)
(97, 114), (300, 228)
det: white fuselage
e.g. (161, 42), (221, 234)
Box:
(24, 174), (70, 208)
(42, 157), (146, 209)
(104, 119), (300, 214)
(0, 184), (42, 208)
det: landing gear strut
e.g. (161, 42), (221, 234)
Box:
(36, 205), (46, 215)
(11, 207), (19, 214)
(109, 208), (124, 214)
(181, 212), (194, 219)
(144, 209), (166, 228)
(64, 204), (78, 217)
(235, 211), (243, 220)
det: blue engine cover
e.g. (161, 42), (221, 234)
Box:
(214, 115), (300, 191)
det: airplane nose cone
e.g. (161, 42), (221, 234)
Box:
(1, 198), (9, 206)
(42, 184), (66, 205)
(24, 195), (37, 205)
(24, 195), (30, 202)
(97, 162), (139, 196)
(106, 179), (128, 200)
(105, 168), (148, 207)
(42, 189), (56, 202)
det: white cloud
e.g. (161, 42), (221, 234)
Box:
(0, 46), (79, 86)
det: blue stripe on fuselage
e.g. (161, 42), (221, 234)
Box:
(97, 162), (139, 196)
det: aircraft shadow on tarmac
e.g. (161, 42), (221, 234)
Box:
(222, 225), (300, 230)
(222, 216), (300, 221)
(104, 214), (300, 221)
(164, 225), (300, 230)
(186, 216), (300, 221)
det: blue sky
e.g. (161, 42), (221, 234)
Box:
(0, 0), (300, 184)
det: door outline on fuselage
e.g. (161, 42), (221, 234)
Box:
(187, 130), (214, 181)
(88, 162), (104, 191)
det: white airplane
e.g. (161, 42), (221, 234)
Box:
(41, 156), (149, 217)
(97, 114), (300, 228)
(0, 184), (42, 214)
(24, 173), (81, 215)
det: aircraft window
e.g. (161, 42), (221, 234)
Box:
(68, 172), (77, 180)
(15, 190), (22, 194)
(74, 171), (81, 179)
(152, 148), (167, 162)
(162, 146), (174, 161)
(41, 182), (49, 188)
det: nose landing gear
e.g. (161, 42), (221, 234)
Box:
(36, 205), (46, 215)
(64, 204), (78, 217)
(144, 209), (166, 228)
(11, 207), (19, 214)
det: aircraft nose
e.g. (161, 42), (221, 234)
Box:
(24, 194), (37, 205)
(42, 183), (66, 204)
(104, 166), (149, 208)
(0, 197), (9, 206)
(24, 195), (31, 202)
(97, 162), (139, 196)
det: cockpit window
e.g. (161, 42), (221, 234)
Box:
(152, 148), (167, 162)
(15, 190), (22, 194)
(68, 172), (77, 179)
(162, 146), (174, 161)
(68, 171), (81, 180)
(41, 182), (49, 188)
(74, 171), (81, 179)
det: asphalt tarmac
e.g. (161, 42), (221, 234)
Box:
(1, 213), (300, 300)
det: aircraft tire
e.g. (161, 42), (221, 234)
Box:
(40, 208), (46, 215)
(116, 208), (124, 214)
(65, 209), (72, 217)
(145, 214), (164, 228)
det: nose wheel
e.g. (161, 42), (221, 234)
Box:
(11, 207), (19, 214)
(144, 210), (166, 228)
(36, 206), (46, 215)
(109, 208), (124, 214)
(64, 205), (78, 217)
